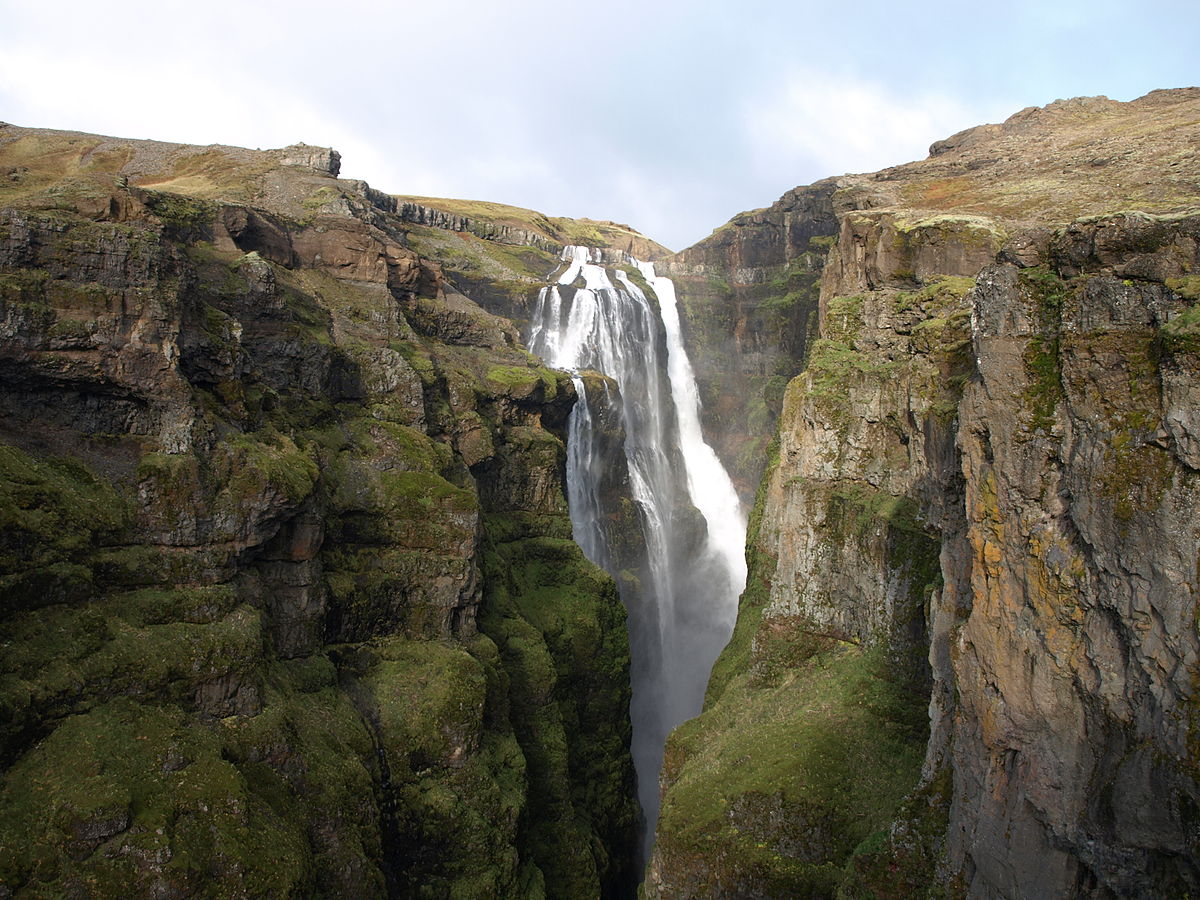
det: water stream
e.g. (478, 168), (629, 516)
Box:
(529, 246), (747, 864)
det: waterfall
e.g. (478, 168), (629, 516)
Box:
(529, 246), (748, 864)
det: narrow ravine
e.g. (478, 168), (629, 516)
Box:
(529, 246), (747, 865)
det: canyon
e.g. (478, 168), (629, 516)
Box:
(1, 86), (1199, 898)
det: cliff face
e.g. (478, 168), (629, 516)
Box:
(0, 125), (638, 897)
(5, 86), (1200, 900)
(651, 88), (1200, 897)
(654, 181), (840, 502)
(946, 223), (1200, 897)
(395, 200), (670, 351)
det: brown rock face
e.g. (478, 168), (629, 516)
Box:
(945, 234), (1200, 896)
(653, 88), (1200, 898)
(654, 180), (842, 502)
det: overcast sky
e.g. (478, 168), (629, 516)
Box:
(2, 0), (1198, 250)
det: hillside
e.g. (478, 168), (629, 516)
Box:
(2, 86), (1199, 900)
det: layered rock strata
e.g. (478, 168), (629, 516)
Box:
(651, 88), (1200, 898)
(0, 124), (638, 897)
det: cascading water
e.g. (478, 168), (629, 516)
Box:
(529, 246), (747, 864)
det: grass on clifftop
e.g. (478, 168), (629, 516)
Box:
(396, 195), (671, 257)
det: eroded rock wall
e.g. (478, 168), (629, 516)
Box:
(0, 128), (638, 898)
(653, 91), (1200, 899)
(943, 220), (1200, 897)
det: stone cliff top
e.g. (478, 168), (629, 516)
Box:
(0, 122), (666, 258)
(394, 195), (670, 260)
(680, 88), (1200, 263)
(0, 122), (347, 221)
(837, 87), (1200, 225)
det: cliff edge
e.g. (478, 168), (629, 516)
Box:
(650, 88), (1200, 898)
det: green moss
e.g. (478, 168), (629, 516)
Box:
(838, 767), (954, 899)
(220, 669), (385, 896)
(1024, 335), (1063, 432)
(822, 483), (941, 675)
(893, 276), (976, 314)
(804, 339), (901, 423)
(1162, 302), (1200, 355)
(1019, 267), (1070, 434)
(220, 431), (319, 505)
(609, 260), (647, 294)
(1166, 275), (1200, 302)
(894, 214), (1006, 249)
(385, 726), (530, 898)
(0, 698), (313, 897)
(917, 311), (974, 422)
(142, 190), (213, 242)
(1099, 440), (1174, 523)
(484, 365), (557, 400)
(2, 599), (261, 725)
(340, 417), (451, 476)
(658, 644), (927, 897)
(0, 269), (52, 307)
(367, 637), (488, 770)
(477, 518), (636, 897)
(0, 444), (129, 611)
(825, 484), (927, 539)
(300, 186), (339, 214)
(87, 545), (177, 588)
(103, 585), (240, 627)
(825, 294), (865, 341)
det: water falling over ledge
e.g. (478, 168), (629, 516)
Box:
(529, 246), (748, 865)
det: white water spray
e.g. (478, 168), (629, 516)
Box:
(633, 261), (747, 632)
(530, 246), (747, 863)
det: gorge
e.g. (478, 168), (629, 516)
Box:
(2, 86), (1200, 899)
(528, 246), (746, 859)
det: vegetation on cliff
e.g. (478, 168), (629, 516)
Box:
(0, 124), (639, 897)
(651, 88), (1200, 898)
(5, 87), (1200, 900)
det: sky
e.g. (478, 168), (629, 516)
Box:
(2, 0), (1198, 251)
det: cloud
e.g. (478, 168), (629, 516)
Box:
(743, 68), (1011, 179)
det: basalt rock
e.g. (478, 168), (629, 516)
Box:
(0, 125), (637, 898)
(279, 143), (341, 177)
(651, 88), (1200, 898)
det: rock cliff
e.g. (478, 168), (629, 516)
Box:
(653, 181), (839, 502)
(650, 88), (1200, 897)
(0, 124), (639, 897)
(4, 84), (1200, 900)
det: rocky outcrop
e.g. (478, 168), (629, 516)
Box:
(652, 88), (1200, 898)
(0, 126), (637, 898)
(279, 143), (341, 176)
(943, 231), (1200, 897)
(396, 201), (561, 254)
(394, 198), (670, 264)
